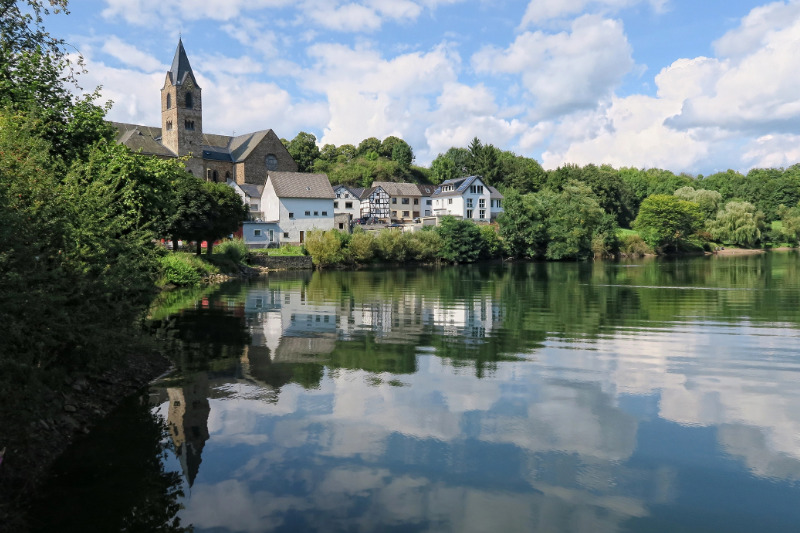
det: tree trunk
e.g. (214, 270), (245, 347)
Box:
(172, 236), (179, 251)
(206, 240), (214, 255)
(195, 241), (202, 255)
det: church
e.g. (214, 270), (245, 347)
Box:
(112, 39), (298, 185)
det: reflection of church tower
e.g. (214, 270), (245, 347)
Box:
(161, 38), (203, 175)
(167, 372), (210, 487)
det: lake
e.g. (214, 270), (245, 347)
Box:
(33, 253), (800, 532)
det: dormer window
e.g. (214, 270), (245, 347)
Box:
(185, 92), (193, 108)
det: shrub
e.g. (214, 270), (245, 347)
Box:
(347, 228), (376, 264)
(408, 229), (443, 262)
(160, 254), (202, 286)
(216, 238), (249, 263)
(305, 229), (344, 268)
(375, 228), (410, 262)
(480, 224), (505, 259)
(620, 234), (652, 257)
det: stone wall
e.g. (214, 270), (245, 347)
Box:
(250, 255), (313, 270)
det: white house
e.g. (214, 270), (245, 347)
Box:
(229, 181), (264, 220)
(431, 176), (503, 222)
(261, 171), (335, 244)
(417, 184), (436, 217)
(332, 184), (364, 222)
(360, 185), (390, 220)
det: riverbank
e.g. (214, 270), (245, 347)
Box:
(0, 348), (173, 533)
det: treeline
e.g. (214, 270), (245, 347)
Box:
(283, 132), (431, 186)
(0, 0), (247, 459)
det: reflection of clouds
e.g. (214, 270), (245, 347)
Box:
(543, 322), (800, 478)
(718, 425), (800, 481)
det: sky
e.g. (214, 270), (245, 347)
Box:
(42, 0), (800, 175)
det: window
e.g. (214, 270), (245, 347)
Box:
(466, 209), (473, 218)
(249, 203), (258, 210)
(339, 223), (344, 229)
(479, 209), (485, 219)
(185, 92), (193, 108)
(289, 212), (295, 219)
(403, 211), (410, 217)
(184, 119), (194, 130)
(469, 185), (484, 194)
(305, 211), (311, 216)
(345, 202), (352, 208)
(336, 192), (341, 198)
(392, 198), (397, 204)
(496, 199), (502, 208)
(283, 232), (289, 238)
(392, 210), (398, 217)
(265, 154), (278, 170)
(467, 198), (473, 208)
(321, 211), (327, 216)
(269, 230), (274, 242)
(479, 198), (485, 208)
(165, 120), (173, 131)
(448, 199), (453, 205)
(314, 211), (319, 216)
(334, 201), (339, 208)
(225, 171), (231, 181)
(427, 200), (432, 205)
(413, 198), (419, 205)
(402, 198), (410, 205)
(254, 229), (262, 236)
(166, 94), (172, 109)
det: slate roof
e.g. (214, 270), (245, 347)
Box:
(417, 184), (436, 196)
(334, 184), (365, 199)
(372, 181), (423, 197)
(113, 121), (281, 165)
(169, 39), (199, 87)
(239, 184), (263, 198)
(268, 172), (335, 199)
(489, 186), (504, 199)
(431, 176), (481, 198)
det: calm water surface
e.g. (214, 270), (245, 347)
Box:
(35, 253), (800, 532)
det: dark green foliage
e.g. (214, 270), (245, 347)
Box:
(159, 253), (202, 286)
(435, 216), (484, 263)
(286, 131), (320, 172)
(633, 194), (704, 253)
(706, 201), (766, 247)
(391, 140), (414, 168)
(497, 189), (549, 259)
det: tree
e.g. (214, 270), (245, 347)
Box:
(435, 216), (484, 263)
(379, 135), (405, 158)
(305, 229), (344, 268)
(203, 181), (249, 254)
(633, 194), (703, 252)
(674, 186), (723, 221)
(357, 137), (381, 156)
(391, 141), (414, 168)
(287, 131), (320, 172)
(497, 189), (549, 259)
(778, 202), (800, 244)
(544, 181), (614, 260)
(706, 201), (765, 247)
(430, 155), (458, 184)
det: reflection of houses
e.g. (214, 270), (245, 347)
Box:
(166, 373), (210, 487)
(432, 299), (502, 343)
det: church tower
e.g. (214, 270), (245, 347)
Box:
(161, 39), (203, 170)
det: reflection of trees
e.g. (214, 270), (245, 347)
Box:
(30, 392), (189, 533)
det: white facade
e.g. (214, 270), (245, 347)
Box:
(432, 177), (503, 222)
(333, 185), (361, 221)
(240, 221), (280, 248)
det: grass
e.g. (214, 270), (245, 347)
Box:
(250, 244), (307, 256)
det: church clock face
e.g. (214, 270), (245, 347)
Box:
(266, 154), (278, 170)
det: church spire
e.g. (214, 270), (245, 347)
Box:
(169, 38), (199, 87)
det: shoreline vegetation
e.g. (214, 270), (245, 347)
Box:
(2, 1), (800, 531)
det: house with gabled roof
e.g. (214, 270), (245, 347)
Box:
(431, 176), (504, 222)
(372, 181), (425, 222)
(360, 185), (390, 221)
(262, 171), (336, 244)
(332, 184), (364, 222)
(417, 184), (436, 217)
(113, 39), (297, 184)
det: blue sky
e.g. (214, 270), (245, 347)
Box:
(45, 0), (800, 174)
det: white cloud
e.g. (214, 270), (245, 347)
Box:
(299, 43), (460, 159)
(304, 3), (383, 32)
(101, 36), (164, 72)
(102, 0), (293, 25)
(519, 0), (667, 26)
(472, 15), (634, 119)
(713, 0), (800, 60)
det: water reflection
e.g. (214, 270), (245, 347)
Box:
(98, 254), (800, 531)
